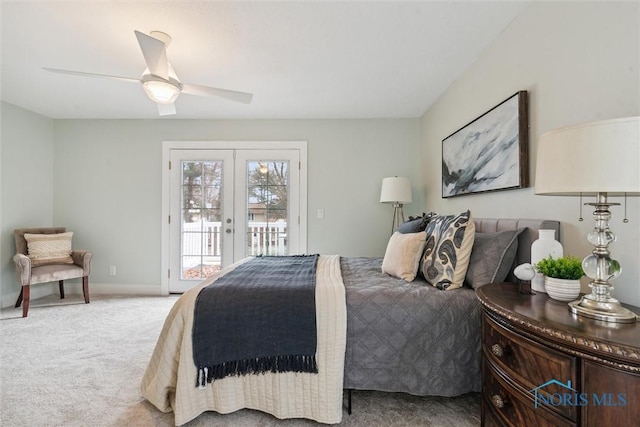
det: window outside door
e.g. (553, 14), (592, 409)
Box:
(233, 150), (301, 263)
(164, 144), (305, 293)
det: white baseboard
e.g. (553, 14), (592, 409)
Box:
(64, 282), (166, 296)
(1, 282), (166, 309)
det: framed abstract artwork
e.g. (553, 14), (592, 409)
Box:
(442, 91), (529, 198)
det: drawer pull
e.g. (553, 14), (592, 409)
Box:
(491, 394), (505, 409)
(491, 344), (504, 357)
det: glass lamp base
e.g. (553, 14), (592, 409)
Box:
(568, 295), (638, 323)
(570, 193), (638, 324)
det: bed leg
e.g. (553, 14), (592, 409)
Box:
(347, 389), (352, 415)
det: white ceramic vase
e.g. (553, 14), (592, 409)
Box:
(531, 229), (563, 293)
(545, 277), (581, 302)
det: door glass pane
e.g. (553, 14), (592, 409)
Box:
(181, 160), (223, 279)
(246, 161), (289, 256)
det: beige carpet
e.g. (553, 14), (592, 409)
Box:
(0, 293), (480, 426)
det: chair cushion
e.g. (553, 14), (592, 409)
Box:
(24, 232), (74, 267)
(30, 264), (85, 285)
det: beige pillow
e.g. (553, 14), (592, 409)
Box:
(421, 210), (475, 290)
(381, 231), (427, 281)
(24, 232), (74, 267)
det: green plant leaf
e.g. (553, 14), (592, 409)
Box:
(533, 255), (584, 280)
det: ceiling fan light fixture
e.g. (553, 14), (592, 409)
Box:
(142, 78), (181, 104)
(44, 30), (253, 116)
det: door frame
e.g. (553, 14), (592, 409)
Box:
(160, 140), (308, 295)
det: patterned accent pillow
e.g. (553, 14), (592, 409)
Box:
(381, 231), (428, 281)
(464, 228), (524, 290)
(24, 232), (74, 267)
(421, 210), (475, 290)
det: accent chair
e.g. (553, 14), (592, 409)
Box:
(13, 227), (92, 317)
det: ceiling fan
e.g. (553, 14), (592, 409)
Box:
(44, 30), (253, 116)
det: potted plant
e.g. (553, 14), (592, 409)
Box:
(534, 256), (584, 301)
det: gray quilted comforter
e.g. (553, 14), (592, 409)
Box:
(342, 257), (482, 396)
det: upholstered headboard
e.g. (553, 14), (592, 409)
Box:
(474, 218), (561, 283)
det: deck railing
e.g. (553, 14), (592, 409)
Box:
(182, 221), (288, 258)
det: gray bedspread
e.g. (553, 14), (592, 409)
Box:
(342, 257), (482, 396)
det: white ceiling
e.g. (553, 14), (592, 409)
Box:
(1, 1), (529, 120)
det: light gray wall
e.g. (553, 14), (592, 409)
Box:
(1, 102), (56, 307)
(52, 119), (422, 291)
(421, 2), (640, 306)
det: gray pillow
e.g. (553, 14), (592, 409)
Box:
(397, 218), (426, 234)
(397, 212), (437, 234)
(465, 228), (525, 290)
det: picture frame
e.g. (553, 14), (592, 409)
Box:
(441, 91), (528, 198)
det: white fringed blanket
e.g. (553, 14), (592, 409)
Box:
(140, 255), (347, 426)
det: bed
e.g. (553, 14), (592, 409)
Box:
(140, 217), (559, 426)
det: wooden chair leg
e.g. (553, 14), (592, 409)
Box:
(59, 280), (65, 299)
(15, 286), (24, 308)
(21, 285), (30, 317)
(82, 276), (90, 304)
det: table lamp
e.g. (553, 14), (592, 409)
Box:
(380, 176), (412, 234)
(535, 116), (639, 323)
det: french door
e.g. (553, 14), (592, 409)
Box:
(166, 146), (304, 293)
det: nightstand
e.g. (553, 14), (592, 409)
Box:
(476, 283), (640, 427)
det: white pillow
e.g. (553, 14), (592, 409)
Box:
(381, 231), (427, 281)
(24, 232), (74, 267)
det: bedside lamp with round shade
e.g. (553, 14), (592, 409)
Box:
(380, 176), (412, 234)
(535, 116), (639, 323)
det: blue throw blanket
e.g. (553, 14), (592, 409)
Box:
(192, 255), (319, 386)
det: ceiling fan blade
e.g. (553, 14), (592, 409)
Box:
(43, 67), (140, 83)
(182, 83), (253, 104)
(135, 30), (169, 80)
(157, 103), (176, 116)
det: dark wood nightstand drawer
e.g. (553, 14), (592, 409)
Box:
(581, 361), (640, 427)
(483, 313), (578, 421)
(477, 284), (640, 427)
(483, 359), (576, 427)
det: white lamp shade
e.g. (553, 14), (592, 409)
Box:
(535, 117), (640, 196)
(380, 176), (412, 203)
